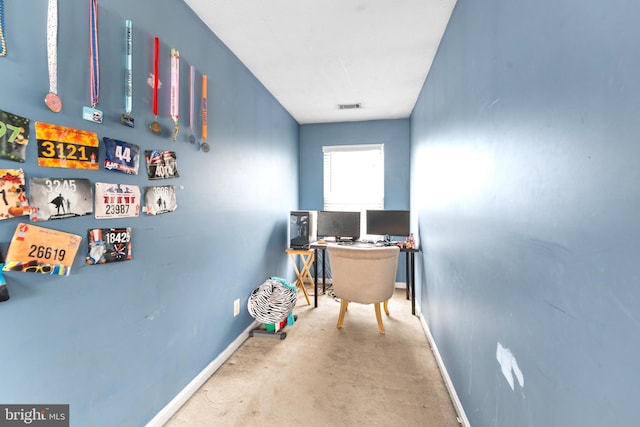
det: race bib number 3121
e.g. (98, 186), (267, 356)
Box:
(35, 122), (99, 169)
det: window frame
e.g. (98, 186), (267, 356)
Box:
(322, 143), (385, 237)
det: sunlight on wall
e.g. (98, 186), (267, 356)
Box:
(415, 143), (495, 209)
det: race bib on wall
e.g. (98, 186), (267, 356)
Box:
(35, 122), (99, 169)
(143, 185), (177, 215)
(0, 109), (29, 163)
(145, 150), (179, 180)
(94, 182), (140, 219)
(29, 177), (93, 221)
(103, 137), (140, 175)
(86, 227), (132, 265)
(3, 223), (82, 276)
(0, 169), (29, 220)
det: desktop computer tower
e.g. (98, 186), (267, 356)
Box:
(289, 211), (317, 248)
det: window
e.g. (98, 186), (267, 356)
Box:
(322, 144), (384, 236)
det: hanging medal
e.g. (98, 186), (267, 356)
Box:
(200, 74), (210, 152)
(149, 37), (162, 135)
(120, 20), (134, 127)
(44, 0), (62, 112)
(0, 0), (7, 57)
(82, 0), (102, 124)
(187, 66), (196, 143)
(170, 48), (180, 141)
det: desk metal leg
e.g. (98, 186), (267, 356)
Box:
(322, 249), (326, 293)
(405, 251), (410, 300)
(410, 252), (416, 316)
(313, 248), (318, 308)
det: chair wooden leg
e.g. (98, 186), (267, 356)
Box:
(337, 299), (349, 329)
(383, 299), (390, 315)
(374, 303), (385, 334)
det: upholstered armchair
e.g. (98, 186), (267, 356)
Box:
(326, 245), (400, 334)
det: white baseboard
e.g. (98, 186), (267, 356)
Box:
(419, 313), (470, 427)
(145, 320), (260, 427)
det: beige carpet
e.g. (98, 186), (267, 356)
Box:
(165, 287), (461, 427)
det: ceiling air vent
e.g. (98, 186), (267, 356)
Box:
(338, 103), (362, 110)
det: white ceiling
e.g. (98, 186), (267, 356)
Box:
(183, 0), (456, 125)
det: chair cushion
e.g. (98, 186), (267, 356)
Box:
(327, 246), (399, 304)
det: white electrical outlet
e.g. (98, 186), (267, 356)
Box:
(233, 299), (240, 317)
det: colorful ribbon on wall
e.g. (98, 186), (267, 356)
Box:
(0, 0), (7, 57)
(121, 19), (134, 127)
(89, 0), (99, 108)
(149, 37), (162, 135)
(170, 48), (180, 140)
(45, 0), (62, 112)
(200, 74), (209, 152)
(188, 65), (196, 143)
(82, 0), (102, 123)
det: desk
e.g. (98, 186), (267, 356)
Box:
(310, 242), (419, 315)
(285, 248), (313, 306)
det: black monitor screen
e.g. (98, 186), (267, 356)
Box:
(366, 210), (410, 238)
(317, 211), (360, 241)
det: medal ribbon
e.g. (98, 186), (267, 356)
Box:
(0, 0), (6, 57)
(170, 48), (180, 140)
(152, 37), (159, 119)
(201, 75), (208, 141)
(189, 66), (195, 134)
(46, 0), (58, 94)
(124, 20), (132, 115)
(89, 0), (100, 107)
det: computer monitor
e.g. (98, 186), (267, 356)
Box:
(366, 210), (410, 239)
(317, 211), (360, 242)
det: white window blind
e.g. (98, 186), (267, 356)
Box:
(322, 144), (384, 212)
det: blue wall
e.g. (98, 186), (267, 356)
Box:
(0, 1), (298, 426)
(299, 119), (410, 211)
(412, 0), (640, 426)
(299, 119), (411, 281)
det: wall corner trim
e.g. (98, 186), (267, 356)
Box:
(145, 320), (260, 427)
(419, 313), (471, 427)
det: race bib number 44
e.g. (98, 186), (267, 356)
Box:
(104, 137), (140, 175)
